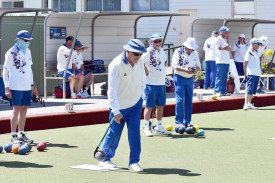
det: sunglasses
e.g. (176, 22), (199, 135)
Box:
(133, 52), (143, 57)
(22, 39), (30, 42)
(153, 40), (162, 44)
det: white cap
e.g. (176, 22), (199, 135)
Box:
(182, 37), (198, 50)
(259, 36), (268, 46)
(239, 34), (245, 38)
(250, 38), (262, 44)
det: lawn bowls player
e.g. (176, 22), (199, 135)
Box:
(172, 37), (201, 129)
(72, 40), (93, 98)
(3, 30), (34, 144)
(203, 30), (218, 90)
(243, 38), (262, 110)
(141, 33), (171, 137)
(231, 34), (248, 80)
(98, 39), (147, 172)
(214, 26), (231, 97)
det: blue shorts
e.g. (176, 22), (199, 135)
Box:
(145, 85), (166, 108)
(58, 70), (74, 80)
(247, 75), (260, 95)
(10, 90), (31, 106)
(75, 69), (89, 76)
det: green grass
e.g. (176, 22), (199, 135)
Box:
(0, 106), (275, 183)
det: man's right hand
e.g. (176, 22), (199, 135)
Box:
(114, 113), (123, 124)
(5, 87), (11, 99)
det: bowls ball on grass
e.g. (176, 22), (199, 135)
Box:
(4, 143), (12, 153)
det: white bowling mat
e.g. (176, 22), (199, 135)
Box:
(70, 164), (120, 171)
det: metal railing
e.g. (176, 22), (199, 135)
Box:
(164, 44), (181, 66)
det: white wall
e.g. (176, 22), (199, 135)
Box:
(135, 0), (232, 49)
(255, 0), (275, 52)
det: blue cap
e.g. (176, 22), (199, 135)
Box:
(123, 39), (147, 53)
(74, 40), (83, 47)
(150, 33), (163, 41)
(219, 26), (230, 33)
(16, 30), (32, 41)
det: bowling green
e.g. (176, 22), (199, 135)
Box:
(0, 105), (275, 183)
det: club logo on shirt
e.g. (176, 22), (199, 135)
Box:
(124, 73), (127, 76)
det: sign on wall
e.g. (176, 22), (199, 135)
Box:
(50, 27), (66, 39)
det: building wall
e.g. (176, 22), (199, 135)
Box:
(255, 0), (275, 50)
(135, 0), (232, 50)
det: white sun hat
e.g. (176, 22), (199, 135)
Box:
(182, 37), (198, 50)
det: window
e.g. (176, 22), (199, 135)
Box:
(86, 0), (121, 11)
(2, 1), (24, 8)
(53, 0), (76, 12)
(132, 0), (169, 11)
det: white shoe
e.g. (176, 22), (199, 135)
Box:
(142, 127), (153, 137)
(81, 90), (90, 98)
(76, 92), (85, 99)
(128, 163), (143, 172)
(98, 161), (117, 168)
(71, 93), (77, 99)
(154, 125), (171, 135)
(248, 104), (257, 109)
(243, 104), (248, 110)
(217, 93), (223, 97)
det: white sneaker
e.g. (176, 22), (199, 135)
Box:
(142, 127), (153, 137)
(98, 161), (117, 168)
(243, 104), (248, 110)
(248, 104), (257, 109)
(71, 93), (76, 99)
(154, 125), (171, 135)
(217, 93), (223, 97)
(128, 163), (143, 172)
(81, 90), (90, 98)
(76, 92), (85, 99)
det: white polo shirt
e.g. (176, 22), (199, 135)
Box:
(3, 44), (33, 91)
(57, 44), (76, 72)
(216, 35), (230, 64)
(245, 47), (261, 76)
(203, 36), (217, 61)
(141, 45), (167, 85)
(108, 51), (146, 115)
(232, 41), (248, 63)
(172, 47), (201, 78)
(73, 53), (83, 69)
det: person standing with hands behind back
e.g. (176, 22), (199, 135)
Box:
(214, 26), (231, 97)
(3, 30), (35, 144)
(243, 38), (262, 110)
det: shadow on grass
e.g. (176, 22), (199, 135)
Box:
(169, 134), (206, 139)
(32, 142), (78, 148)
(200, 127), (234, 131)
(258, 108), (275, 110)
(140, 168), (201, 176)
(0, 161), (53, 168)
